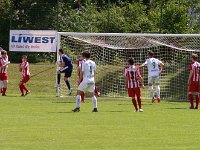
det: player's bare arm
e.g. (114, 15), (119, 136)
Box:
(136, 70), (144, 89)
(159, 62), (164, 74)
(139, 63), (145, 68)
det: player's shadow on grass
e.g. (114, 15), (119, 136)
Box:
(165, 107), (187, 110)
(52, 101), (76, 104)
(104, 110), (130, 112)
(48, 111), (77, 113)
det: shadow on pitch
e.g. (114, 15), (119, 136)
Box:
(51, 101), (76, 104)
(165, 107), (187, 110)
(104, 110), (130, 113)
(48, 111), (76, 114)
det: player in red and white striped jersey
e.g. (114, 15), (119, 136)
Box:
(124, 58), (144, 112)
(188, 53), (200, 109)
(19, 55), (30, 96)
(0, 47), (3, 93)
(77, 57), (86, 102)
(0, 50), (10, 96)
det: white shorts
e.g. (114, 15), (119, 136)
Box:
(78, 81), (95, 93)
(148, 76), (160, 84)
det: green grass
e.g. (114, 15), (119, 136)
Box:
(1, 95), (200, 150)
(2, 63), (200, 149)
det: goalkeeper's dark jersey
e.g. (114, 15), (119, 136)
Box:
(60, 54), (73, 72)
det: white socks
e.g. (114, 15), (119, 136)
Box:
(76, 95), (81, 108)
(149, 86), (154, 98)
(156, 85), (160, 98)
(76, 95), (97, 109)
(92, 96), (97, 108)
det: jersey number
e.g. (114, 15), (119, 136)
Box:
(130, 71), (135, 80)
(152, 62), (156, 69)
(90, 66), (93, 75)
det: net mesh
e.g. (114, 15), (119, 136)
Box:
(57, 33), (200, 101)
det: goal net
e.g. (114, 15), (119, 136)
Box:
(56, 32), (200, 101)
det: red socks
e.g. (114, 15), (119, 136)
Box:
(137, 96), (142, 109)
(132, 98), (138, 111)
(81, 92), (85, 103)
(196, 95), (199, 108)
(2, 88), (7, 96)
(189, 94), (194, 107)
(19, 84), (29, 95)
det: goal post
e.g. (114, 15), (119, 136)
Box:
(56, 32), (200, 101)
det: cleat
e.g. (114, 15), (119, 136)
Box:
(69, 88), (72, 96)
(157, 97), (161, 103)
(21, 94), (25, 97)
(24, 91), (30, 96)
(152, 97), (156, 103)
(195, 106), (198, 109)
(2, 94), (6, 96)
(139, 109), (143, 112)
(92, 108), (98, 112)
(72, 107), (80, 112)
(135, 109), (139, 112)
(190, 106), (194, 109)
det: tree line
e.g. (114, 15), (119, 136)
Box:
(0, 0), (199, 62)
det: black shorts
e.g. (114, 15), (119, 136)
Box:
(60, 68), (73, 78)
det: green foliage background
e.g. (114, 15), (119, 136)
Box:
(0, 0), (200, 62)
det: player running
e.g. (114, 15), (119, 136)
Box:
(0, 47), (3, 93)
(72, 50), (98, 112)
(188, 53), (200, 109)
(124, 58), (144, 112)
(19, 55), (30, 96)
(0, 50), (10, 96)
(140, 50), (164, 103)
(57, 49), (73, 95)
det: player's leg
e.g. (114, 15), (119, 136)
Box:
(2, 80), (8, 96)
(72, 81), (86, 112)
(19, 76), (30, 96)
(188, 85), (194, 109)
(64, 69), (73, 95)
(88, 83), (98, 112)
(81, 91), (85, 103)
(194, 93), (199, 109)
(135, 87), (143, 112)
(19, 81), (25, 96)
(128, 88), (138, 111)
(94, 86), (100, 96)
(148, 76), (155, 102)
(1, 73), (8, 96)
(155, 76), (161, 103)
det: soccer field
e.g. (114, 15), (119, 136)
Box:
(1, 95), (200, 150)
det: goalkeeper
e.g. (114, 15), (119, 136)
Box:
(57, 49), (73, 95)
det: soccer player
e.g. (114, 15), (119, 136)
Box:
(0, 50), (10, 96)
(188, 53), (200, 109)
(19, 55), (30, 96)
(72, 50), (98, 112)
(124, 58), (145, 112)
(57, 49), (73, 95)
(140, 50), (164, 103)
(0, 47), (3, 93)
(77, 56), (86, 103)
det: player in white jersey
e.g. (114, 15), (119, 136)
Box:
(72, 50), (98, 112)
(140, 50), (164, 103)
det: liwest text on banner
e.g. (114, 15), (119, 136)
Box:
(9, 30), (57, 52)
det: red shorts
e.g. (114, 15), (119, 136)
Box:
(188, 83), (200, 92)
(0, 73), (8, 81)
(21, 75), (30, 83)
(128, 87), (141, 97)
